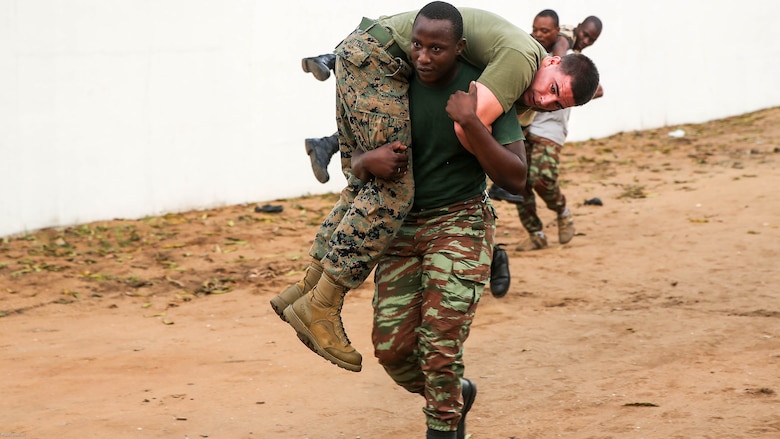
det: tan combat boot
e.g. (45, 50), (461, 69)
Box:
(283, 273), (362, 372)
(557, 208), (575, 244)
(269, 257), (323, 321)
(516, 231), (548, 251)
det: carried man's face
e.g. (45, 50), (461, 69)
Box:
(520, 57), (576, 111)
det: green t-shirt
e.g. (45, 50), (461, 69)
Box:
(410, 61), (524, 210)
(379, 7), (546, 113)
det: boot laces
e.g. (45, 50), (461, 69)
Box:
(331, 291), (351, 345)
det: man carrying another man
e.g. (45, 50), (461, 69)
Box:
(352, 3), (526, 437)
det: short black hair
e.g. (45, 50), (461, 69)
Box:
(582, 16), (603, 31)
(416, 1), (464, 40)
(560, 53), (600, 106)
(536, 9), (560, 28)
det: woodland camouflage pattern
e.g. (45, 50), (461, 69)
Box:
(310, 27), (415, 289)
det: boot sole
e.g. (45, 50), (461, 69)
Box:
(305, 140), (330, 184)
(283, 306), (362, 372)
(269, 297), (290, 322)
(301, 58), (331, 81)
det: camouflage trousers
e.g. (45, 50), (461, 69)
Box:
(309, 25), (415, 289)
(372, 195), (495, 431)
(516, 133), (567, 233)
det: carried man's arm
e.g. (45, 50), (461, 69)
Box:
(447, 81), (527, 194)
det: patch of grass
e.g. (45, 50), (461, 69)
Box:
(79, 271), (115, 282)
(618, 185), (647, 199)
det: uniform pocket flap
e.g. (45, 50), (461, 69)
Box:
(452, 259), (490, 285)
(336, 36), (371, 67)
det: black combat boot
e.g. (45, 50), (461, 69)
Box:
(305, 133), (339, 183)
(457, 378), (477, 439)
(301, 53), (337, 81)
(488, 183), (525, 204)
(489, 245), (510, 298)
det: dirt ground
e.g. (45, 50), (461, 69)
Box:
(2, 108), (779, 439)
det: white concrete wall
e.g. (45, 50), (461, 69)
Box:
(2, 0), (779, 237)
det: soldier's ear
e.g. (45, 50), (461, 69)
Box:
(542, 56), (562, 67)
(456, 38), (466, 56)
